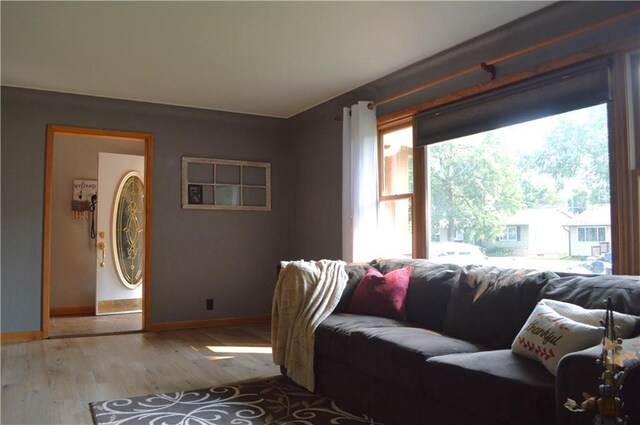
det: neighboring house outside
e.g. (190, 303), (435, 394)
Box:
(565, 204), (612, 258)
(491, 207), (573, 257)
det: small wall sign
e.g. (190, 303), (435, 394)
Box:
(72, 180), (97, 219)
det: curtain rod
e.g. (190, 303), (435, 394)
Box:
(368, 7), (640, 110)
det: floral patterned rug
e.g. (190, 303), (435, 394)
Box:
(89, 375), (382, 425)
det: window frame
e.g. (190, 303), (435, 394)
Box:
(500, 226), (519, 242)
(609, 50), (639, 274)
(377, 117), (426, 258)
(378, 121), (414, 201)
(181, 157), (271, 211)
(628, 51), (640, 274)
(376, 44), (639, 274)
(578, 226), (607, 242)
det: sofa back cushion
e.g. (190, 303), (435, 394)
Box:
(442, 266), (558, 349)
(333, 264), (371, 313)
(370, 259), (461, 331)
(541, 298), (640, 339)
(538, 274), (640, 316)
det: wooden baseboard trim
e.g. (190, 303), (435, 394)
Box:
(147, 315), (271, 332)
(50, 305), (95, 316)
(1, 331), (43, 343)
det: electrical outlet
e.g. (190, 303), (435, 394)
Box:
(206, 298), (214, 311)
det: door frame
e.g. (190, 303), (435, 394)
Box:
(42, 125), (154, 338)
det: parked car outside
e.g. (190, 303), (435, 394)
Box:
(429, 242), (489, 266)
(568, 252), (613, 275)
(596, 252), (612, 264)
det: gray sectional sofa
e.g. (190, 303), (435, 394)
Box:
(313, 259), (640, 425)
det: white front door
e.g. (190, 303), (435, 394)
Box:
(96, 153), (144, 315)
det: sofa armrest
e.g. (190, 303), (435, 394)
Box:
(556, 344), (601, 425)
(556, 335), (640, 425)
(621, 351), (640, 424)
(275, 262), (370, 314)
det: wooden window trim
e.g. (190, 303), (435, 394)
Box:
(630, 52), (640, 275)
(377, 36), (639, 128)
(379, 193), (413, 202)
(377, 42), (640, 273)
(377, 118), (427, 259)
(377, 116), (413, 132)
(634, 170), (640, 274)
(377, 121), (413, 201)
(609, 52), (638, 274)
(413, 138), (427, 258)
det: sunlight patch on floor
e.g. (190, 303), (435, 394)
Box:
(205, 355), (235, 360)
(207, 345), (272, 354)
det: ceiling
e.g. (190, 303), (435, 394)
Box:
(1, 2), (553, 118)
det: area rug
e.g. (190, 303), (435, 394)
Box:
(89, 375), (383, 425)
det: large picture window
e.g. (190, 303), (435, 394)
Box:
(375, 51), (639, 274)
(414, 59), (616, 273)
(425, 104), (611, 272)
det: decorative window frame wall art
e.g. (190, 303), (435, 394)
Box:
(181, 157), (271, 211)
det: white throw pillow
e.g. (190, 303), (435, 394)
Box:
(512, 302), (603, 376)
(541, 298), (640, 338)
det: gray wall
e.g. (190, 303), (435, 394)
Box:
(51, 135), (145, 309)
(2, 1), (638, 333)
(288, 1), (640, 261)
(1, 88), (291, 332)
(288, 92), (357, 260)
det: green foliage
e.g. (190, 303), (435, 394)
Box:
(484, 246), (514, 257)
(429, 133), (524, 244)
(519, 106), (609, 206)
(427, 105), (609, 246)
(521, 178), (563, 208)
(568, 188), (589, 214)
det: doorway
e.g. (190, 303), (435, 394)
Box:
(42, 126), (153, 338)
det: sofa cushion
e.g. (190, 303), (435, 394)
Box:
(370, 258), (461, 331)
(423, 350), (556, 425)
(315, 314), (408, 363)
(333, 264), (372, 313)
(542, 298), (640, 338)
(347, 266), (411, 320)
(512, 301), (603, 376)
(348, 326), (484, 391)
(539, 274), (640, 316)
(442, 266), (558, 348)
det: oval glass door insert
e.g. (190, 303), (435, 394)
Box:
(113, 171), (144, 288)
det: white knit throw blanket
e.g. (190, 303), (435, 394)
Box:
(271, 259), (348, 392)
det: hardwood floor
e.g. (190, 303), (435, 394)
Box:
(1, 322), (279, 425)
(49, 313), (142, 338)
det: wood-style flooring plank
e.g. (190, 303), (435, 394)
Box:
(1, 322), (279, 425)
(49, 313), (142, 338)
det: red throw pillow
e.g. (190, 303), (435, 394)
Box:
(347, 266), (411, 321)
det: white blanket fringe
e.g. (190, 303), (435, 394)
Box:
(271, 260), (348, 392)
